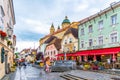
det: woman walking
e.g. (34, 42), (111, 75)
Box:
(45, 57), (51, 73)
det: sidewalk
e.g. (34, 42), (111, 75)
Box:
(1, 72), (16, 80)
(69, 70), (120, 80)
(77, 66), (120, 76)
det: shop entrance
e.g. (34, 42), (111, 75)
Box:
(88, 56), (93, 61)
(96, 55), (101, 61)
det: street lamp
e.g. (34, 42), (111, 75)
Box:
(7, 28), (13, 38)
(63, 48), (67, 60)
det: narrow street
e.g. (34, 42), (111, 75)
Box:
(14, 65), (64, 80)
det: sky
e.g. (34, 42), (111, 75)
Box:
(13, 0), (119, 52)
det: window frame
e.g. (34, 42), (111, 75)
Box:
(98, 36), (103, 45)
(88, 25), (93, 33)
(89, 39), (93, 47)
(81, 28), (84, 35)
(111, 14), (117, 25)
(81, 41), (84, 48)
(98, 20), (103, 30)
(110, 32), (118, 43)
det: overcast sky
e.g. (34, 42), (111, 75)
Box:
(13, 0), (119, 52)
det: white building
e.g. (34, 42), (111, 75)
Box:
(0, 0), (16, 79)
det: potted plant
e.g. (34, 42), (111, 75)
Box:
(7, 40), (12, 46)
(1, 31), (7, 37)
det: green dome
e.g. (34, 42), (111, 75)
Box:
(62, 16), (70, 24)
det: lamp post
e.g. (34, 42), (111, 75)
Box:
(63, 48), (67, 60)
(7, 28), (13, 38)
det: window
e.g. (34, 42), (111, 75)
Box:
(54, 51), (56, 55)
(67, 48), (69, 52)
(89, 39), (93, 47)
(81, 41), (84, 48)
(69, 38), (72, 43)
(89, 25), (93, 33)
(51, 51), (52, 56)
(98, 36), (103, 45)
(65, 40), (67, 44)
(0, 6), (5, 30)
(111, 14), (117, 25)
(98, 20), (103, 30)
(0, 6), (5, 17)
(110, 33), (117, 43)
(81, 28), (84, 35)
(73, 46), (76, 51)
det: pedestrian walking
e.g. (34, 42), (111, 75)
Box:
(45, 57), (51, 73)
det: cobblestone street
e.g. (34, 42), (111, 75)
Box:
(11, 65), (120, 80)
(14, 65), (64, 80)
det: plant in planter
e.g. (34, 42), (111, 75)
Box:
(1, 31), (7, 37)
(7, 40), (12, 46)
(83, 62), (91, 70)
(0, 31), (7, 40)
(98, 62), (104, 70)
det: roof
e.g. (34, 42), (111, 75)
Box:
(44, 36), (57, 43)
(64, 28), (78, 39)
(54, 39), (61, 50)
(47, 38), (62, 50)
(62, 16), (70, 24)
(78, 1), (120, 25)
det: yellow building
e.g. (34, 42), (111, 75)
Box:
(39, 16), (79, 58)
(0, 0), (16, 79)
(61, 27), (78, 53)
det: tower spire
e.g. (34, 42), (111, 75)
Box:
(50, 23), (55, 34)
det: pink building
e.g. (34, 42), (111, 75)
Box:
(45, 38), (61, 61)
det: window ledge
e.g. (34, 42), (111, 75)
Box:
(110, 23), (119, 27)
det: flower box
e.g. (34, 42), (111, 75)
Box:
(0, 30), (7, 38)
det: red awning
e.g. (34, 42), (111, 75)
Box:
(56, 53), (64, 56)
(75, 47), (120, 56)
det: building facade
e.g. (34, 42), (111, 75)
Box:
(44, 38), (61, 60)
(78, 2), (120, 62)
(39, 16), (71, 56)
(0, 0), (16, 79)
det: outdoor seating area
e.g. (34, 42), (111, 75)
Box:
(77, 61), (120, 71)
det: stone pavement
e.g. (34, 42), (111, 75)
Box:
(1, 72), (16, 80)
(14, 65), (64, 80)
(68, 70), (120, 80)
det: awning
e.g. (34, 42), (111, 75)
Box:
(56, 53), (64, 57)
(76, 47), (120, 56)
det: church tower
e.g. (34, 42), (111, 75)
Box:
(50, 23), (55, 34)
(62, 16), (70, 29)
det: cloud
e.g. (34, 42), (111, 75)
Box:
(13, 0), (120, 52)
(75, 0), (89, 12)
(15, 40), (39, 52)
(20, 18), (50, 35)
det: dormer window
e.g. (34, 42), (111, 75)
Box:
(69, 38), (72, 43)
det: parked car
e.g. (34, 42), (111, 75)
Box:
(51, 60), (76, 72)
